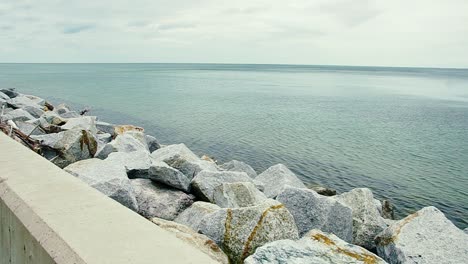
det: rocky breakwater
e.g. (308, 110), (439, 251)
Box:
(1, 87), (467, 264)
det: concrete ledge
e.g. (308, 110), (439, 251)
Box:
(0, 132), (217, 264)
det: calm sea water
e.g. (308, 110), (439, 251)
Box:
(1, 63), (467, 228)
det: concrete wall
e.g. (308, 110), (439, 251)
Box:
(0, 132), (218, 264)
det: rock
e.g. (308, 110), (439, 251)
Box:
(145, 135), (161, 152)
(375, 206), (468, 264)
(175, 202), (222, 231)
(59, 111), (80, 118)
(374, 199), (383, 216)
(252, 180), (265, 192)
(151, 218), (229, 264)
(114, 124), (144, 135)
(0, 88), (18, 98)
(2, 109), (35, 122)
(61, 116), (98, 134)
(64, 158), (138, 211)
(213, 182), (268, 208)
(7, 94), (45, 110)
(151, 144), (218, 179)
(220, 160), (257, 178)
(276, 186), (353, 241)
(14, 121), (45, 136)
(96, 121), (116, 135)
(95, 133), (148, 159)
(41, 111), (67, 125)
(52, 129), (98, 168)
(22, 105), (44, 118)
(255, 164), (306, 198)
(31, 133), (62, 148)
(105, 151), (153, 179)
(307, 184), (337, 196)
(381, 200), (395, 220)
(464, 228), (468, 234)
(148, 162), (191, 192)
(201, 155), (217, 163)
(54, 103), (71, 115)
(96, 133), (112, 144)
(123, 131), (148, 150)
(199, 199), (299, 264)
(245, 229), (387, 264)
(130, 179), (194, 220)
(191, 170), (254, 202)
(0, 91), (10, 100)
(334, 188), (387, 250)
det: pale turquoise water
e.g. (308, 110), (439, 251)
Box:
(1, 63), (467, 228)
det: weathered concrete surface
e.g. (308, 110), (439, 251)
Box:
(0, 132), (219, 264)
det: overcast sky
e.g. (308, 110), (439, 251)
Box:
(1, 0), (467, 67)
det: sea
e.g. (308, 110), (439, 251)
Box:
(1, 63), (467, 229)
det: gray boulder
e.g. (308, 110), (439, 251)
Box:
(148, 161), (191, 192)
(220, 160), (257, 178)
(307, 184), (337, 196)
(0, 91), (10, 100)
(14, 121), (45, 136)
(212, 182), (267, 208)
(334, 188), (387, 250)
(199, 199), (299, 264)
(59, 111), (80, 118)
(151, 218), (229, 264)
(96, 133), (149, 159)
(7, 94), (45, 109)
(376, 206), (468, 264)
(0, 88), (18, 98)
(52, 129), (98, 168)
(145, 134), (161, 152)
(41, 111), (67, 125)
(54, 103), (71, 115)
(22, 105), (44, 118)
(2, 109), (35, 122)
(276, 186), (353, 241)
(245, 229), (387, 264)
(151, 144), (218, 179)
(64, 158), (138, 211)
(61, 116), (98, 134)
(175, 202), (221, 231)
(130, 179), (195, 220)
(96, 133), (112, 144)
(191, 170), (254, 202)
(105, 151), (153, 179)
(255, 164), (306, 198)
(96, 121), (116, 135)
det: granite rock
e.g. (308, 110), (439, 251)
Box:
(212, 182), (268, 208)
(148, 161), (191, 192)
(220, 160), (257, 178)
(174, 201), (222, 231)
(255, 164), (306, 198)
(191, 170), (254, 202)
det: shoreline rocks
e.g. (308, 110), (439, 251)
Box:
(255, 164), (306, 198)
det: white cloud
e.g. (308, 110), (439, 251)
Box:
(0, 0), (467, 67)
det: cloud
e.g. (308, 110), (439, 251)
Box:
(62, 24), (96, 34)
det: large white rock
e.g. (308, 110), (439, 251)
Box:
(105, 150), (153, 179)
(276, 186), (353, 241)
(148, 161), (191, 192)
(130, 179), (195, 220)
(255, 164), (306, 198)
(375, 206), (468, 264)
(334, 188), (387, 250)
(245, 229), (387, 264)
(61, 116), (98, 134)
(220, 160), (257, 178)
(151, 218), (229, 264)
(151, 144), (218, 179)
(96, 133), (149, 159)
(191, 170), (255, 202)
(175, 201), (222, 231)
(212, 182), (267, 208)
(199, 199), (299, 264)
(64, 158), (138, 211)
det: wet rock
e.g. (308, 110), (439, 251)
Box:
(382, 200), (395, 220)
(2, 109), (35, 122)
(151, 218), (229, 264)
(145, 134), (161, 152)
(130, 179), (195, 220)
(255, 164), (306, 198)
(375, 206), (468, 264)
(220, 160), (257, 178)
(245, 229), (387, 264)
(334, 188), (387, 250)
(61, 116), (98, 134)
(276, 186), (353, 241)
(96, 121), (116, 135)
(0, 88), (18, 98)
(199, 199), (299, 264)
(151, 143), (218, 179)
(105, 151), (153, 179)
(191, 170), (254, 202)
(212, 182), (267, 208)
(64, 158), (138, 211)
(148, 161), (191, 192)
(114, 124), (144, 135)
(175, 202), (222, 231)
(95, 133), (148, 159)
